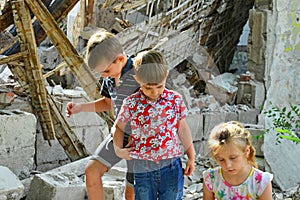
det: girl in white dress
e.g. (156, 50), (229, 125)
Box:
(203, 121), (273, 200)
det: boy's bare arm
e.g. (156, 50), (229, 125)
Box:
(66, 97), (112, 117)
(112, 121), (133, 160)
(178, 118), (194, 152)
(178, 118), (195, 175)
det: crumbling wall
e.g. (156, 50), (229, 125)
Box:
(248, 0), (300, 191)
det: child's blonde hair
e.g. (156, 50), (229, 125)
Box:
(208, 121), (258, 168)
(86, 30), (124, 69)
(133, 50), (168, 84)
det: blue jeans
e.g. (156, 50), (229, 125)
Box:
(133, 157), (184, 200)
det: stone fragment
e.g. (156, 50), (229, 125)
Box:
(0, 166), (24, 200)
(25, 172), (85, 200)
(0, 111), (36, 178)
(205, 73), (238, 104)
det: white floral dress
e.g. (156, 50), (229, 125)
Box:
(203, 166), (273, 200)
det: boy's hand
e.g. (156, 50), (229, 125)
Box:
(66, 102), (81, 117)
(114, 146), (134, 160)
(184, 159), (195, 176)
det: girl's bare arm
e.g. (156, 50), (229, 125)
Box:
(259, 182), (273, 200)
(203, 182), (215, 200)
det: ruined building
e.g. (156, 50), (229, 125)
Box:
(0, 0), (299, 199)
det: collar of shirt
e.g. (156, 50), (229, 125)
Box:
(121, 56), (133, 76)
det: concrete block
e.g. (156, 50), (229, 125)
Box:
(26, 172), (85, 200)
(20, 177), (34, 199)
(236, 81), (252, 105)
(255, 156), (266, 171)
(238, 108), (260, 124)
(205, 73), (238, 105)
(35, 96), (109, 171)
(245, 124), (265, 157)
(65, 157), (127, 199)
(186, 114), (203, 141)
(177, 87), (193, 110)
(206, 81), (237, 105)
(224, 112), (238, 122)
(236, 80), (265, 109)
(67, 2), (80, 43)
(36, 130), (69, 172)
(248, 10), (266, 81)
(193, 141), (209, 157)
(5, 98), (33, 114)
(250, 80), (265, 109)
(103, 181), (125, 200)
(203, 113), (228, 138)
(0, 110), (36, 177)
(0, 166), (24, 200)
(74, 126), (109, 154)
(263, 130), (300, 190)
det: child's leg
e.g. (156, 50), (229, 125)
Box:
(159, 158), (184, 200)
(85, 135), (121, 200)
(125, 160), (134, 200)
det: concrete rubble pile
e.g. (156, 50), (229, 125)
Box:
(0, 35), (297, 199)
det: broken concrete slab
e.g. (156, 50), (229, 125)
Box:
(238, 108), (260, 124)
(103, 181), (125, 200)
(245, 124), (265, 157)
(203, 112), (229, 138)
(0, 110), (36, 178)
(237, 80), (265, 109)
(25, 171), (85, 200)
(205, 73), (238, 105)
(263, 131), (300, 191)
(186, 114), (204, 141)
(25, 156), (127, 200)
(193, 140), (209, 157)
(0, 166), (24, 200)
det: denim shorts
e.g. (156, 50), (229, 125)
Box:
(133, 157), (184, 200)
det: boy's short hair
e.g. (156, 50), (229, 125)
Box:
(86, 30), (124, 69)
(134, 50), (168, 84)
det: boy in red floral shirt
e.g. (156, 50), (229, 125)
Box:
(113, 50), (195, 200)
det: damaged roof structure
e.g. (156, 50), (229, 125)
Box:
(0, 0), (253, 160)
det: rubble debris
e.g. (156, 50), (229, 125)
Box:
(0, 166), (24, 200)
(205, 73), (238, 105)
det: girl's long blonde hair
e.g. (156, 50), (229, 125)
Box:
(208, 121), (258, 168)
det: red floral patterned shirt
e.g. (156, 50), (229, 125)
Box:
(117, 88), (187, 162)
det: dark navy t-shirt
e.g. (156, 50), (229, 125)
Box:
(100, 57), (139, 137)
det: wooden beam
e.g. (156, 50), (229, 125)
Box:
(47, 94), (88, 160)
(24, 0), (114, 128)
(0, 51), (28, 65)
(0, 0), (52, 33)
(24, 0), (100, 98)
(113, 0), (146, 13)
(12, 0), (55, 140)
(43, 61), (68, 79)
(7, 61), (88, 160)
(3, 0), (79, 56)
